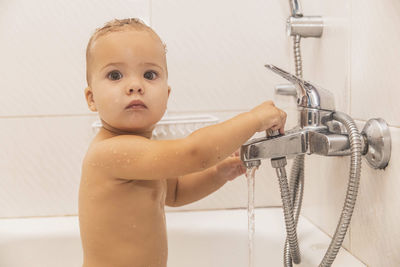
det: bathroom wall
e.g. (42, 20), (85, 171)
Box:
(1, 0), (399, 266)
(151, 0), (296, 212)
(153, 0), (400, 266)
(298, 0), (400, 266)
(0, 0), (151, 217)
(0, 0), (293, 218)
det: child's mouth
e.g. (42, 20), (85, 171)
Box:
(126, 104), (147, 110)
(126, 100), (147, 110)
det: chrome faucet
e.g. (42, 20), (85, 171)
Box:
(240, 64), (391, 169)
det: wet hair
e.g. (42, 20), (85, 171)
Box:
(85, 18), (167, 85)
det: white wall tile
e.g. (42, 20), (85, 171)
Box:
(350, 123), (400, 266)
(351, 0), (400, 127)
(0, 0), (150, 117)
(0, 115), (98, 217)
(301, 154), (351, 250)
(151, 0), (292, 113)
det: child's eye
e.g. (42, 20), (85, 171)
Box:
(144, 71), (157, 80)
(107, 70), (123, 81)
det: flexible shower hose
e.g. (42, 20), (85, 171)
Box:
(277, 33), (363, 267)
(273, 157), (301, 264)
(281, 34), (305, 267)
(319, 112), (362, 266)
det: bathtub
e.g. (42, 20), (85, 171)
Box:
(0, 208), (365, 267)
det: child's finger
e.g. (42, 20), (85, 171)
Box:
(229, 149), (240, 157)
(238, 164), (246, 175)
(233, 158), (246, 173)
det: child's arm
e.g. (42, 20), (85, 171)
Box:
(165, 153), (245, 207)
(85, 101), (285, 180)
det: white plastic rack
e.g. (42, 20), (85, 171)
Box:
(91, 114), (219, 139)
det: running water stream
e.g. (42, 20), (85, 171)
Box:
(245, 166), (257, 267)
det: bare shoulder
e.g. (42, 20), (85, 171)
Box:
(83, 134), (152, 168)
(84, 134), (142, 161)
(82, 133), (142, 173)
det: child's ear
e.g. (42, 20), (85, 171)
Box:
(84, 87), (97, 112)
(167, 86), (171, 98)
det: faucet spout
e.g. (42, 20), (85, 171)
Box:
(243, 160), (261, 169)
(240, 128), (308, 164)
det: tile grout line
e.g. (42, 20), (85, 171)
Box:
(353, 118), (400, 129)
(0, 114), (98, 119)
(0, 110), (249, 119)
(149, 0), (152, 26)
(1, 114), (399, 129)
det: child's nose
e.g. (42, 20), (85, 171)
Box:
(126, 77), (145, 95)
(126, 86), (144, 95)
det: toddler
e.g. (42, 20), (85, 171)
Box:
(79, 18), (286, 267)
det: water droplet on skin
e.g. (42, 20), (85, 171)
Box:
(123, 152), (127, 156)
(112, 150), (117, 154)
(201, 161), (207, 169)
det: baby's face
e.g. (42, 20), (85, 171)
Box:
(85, 29), (170, 134)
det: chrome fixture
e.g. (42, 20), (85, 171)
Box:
(361, 118), (392, 169)
(286, 0), (323, 38)
(280, 0), (324, 106)
(241, 65), (391, 267)
(287, 16), (323, 38)
(274, 84), (297, 96)
(241, 65), (391, 170)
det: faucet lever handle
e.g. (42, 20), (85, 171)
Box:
(264, 64), (335, 111)
(265, 64), (304, 87)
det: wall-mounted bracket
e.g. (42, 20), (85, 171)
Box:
(361, 118), (392, 169)
(286, 16), (323, 38)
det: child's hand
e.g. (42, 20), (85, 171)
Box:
(215, 150), (247, 182)
(250, 101), (287, 134)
